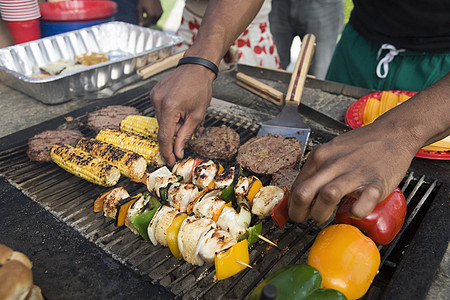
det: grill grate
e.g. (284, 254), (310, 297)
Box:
(0, 93), (442, 299)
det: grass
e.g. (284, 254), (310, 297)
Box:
(344, 0), (354, 24)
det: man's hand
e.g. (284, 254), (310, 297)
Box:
(138, 0), (163, 26)
(289, 122), (417, 224)
(150, 64), (215, 166)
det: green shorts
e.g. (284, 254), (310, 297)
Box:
(326, 24), (450, 91)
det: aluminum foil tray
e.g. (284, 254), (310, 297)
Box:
(0, 21), (182, 104)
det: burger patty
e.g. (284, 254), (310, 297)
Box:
(87, 105), (140, 133)
(236, 135), (301, 175)
(27, 129), (83, 162)
(188, 125), (240, 160)
(270, 168), (300, 190)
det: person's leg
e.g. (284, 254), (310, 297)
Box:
(269, 0), (295, 69)
(292, 0), (344, 79)
(0, 19), (14, 48)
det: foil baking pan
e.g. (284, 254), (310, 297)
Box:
(0, 21), (182, 104)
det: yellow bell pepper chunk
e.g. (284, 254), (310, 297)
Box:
(246, 177), (262, 205)
(308, 224), (380, 300)
(167, 213), (187, 260)
(215, 239), (249, 281)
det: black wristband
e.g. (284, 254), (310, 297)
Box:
(177, 56), (219, 79)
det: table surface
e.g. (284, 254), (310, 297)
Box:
(0, 68), (448, 299)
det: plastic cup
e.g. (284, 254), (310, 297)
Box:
(5, 18), (41, 44)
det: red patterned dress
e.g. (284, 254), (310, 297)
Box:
(174, 0), (281, 69)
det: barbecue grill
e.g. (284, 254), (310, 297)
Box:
(0, 69), (448, 299)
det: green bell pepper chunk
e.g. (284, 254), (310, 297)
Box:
(130, 195), (161, 242)
(220, 184), (236, 202)
(239, 222), (263, 247)
(249, 264), (347, 300)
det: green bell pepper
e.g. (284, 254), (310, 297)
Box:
(249, 264), (347, 300)
(130, 194), (161, 242)
(238, 222), (263, 247)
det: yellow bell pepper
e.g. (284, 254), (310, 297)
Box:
(246, 177), (262, 205)
(308, 224), (380, 300)
(167, 213), (187, 260)
(215, 239), (249, 280)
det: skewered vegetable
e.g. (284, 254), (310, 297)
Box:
(167, 213), (187, 259)
(96, 128), (165, 167)
(93, 187), (130, 215)
(120, 115), (159, 139)
(172, 157), (203, 183)
(192, 160), (224, 190)
(115, 195), (140, 227)
(76, 138), (147, 180)
(308, 224), (380, 300)
(235, 176), (263, 206)
(270, 187), (290, 229)
(335, 187), (407, 245)
(50, 144), (121, 187)
(130, 194), (161, 241)
(215, 239), (249, 281)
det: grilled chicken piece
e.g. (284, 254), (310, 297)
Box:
(197, 228), (237, 264)
(192, 160), (220, 190)
(193, 189), (226, 220)
(93, 187), (130, 218)
(234, 175), (262, 207)
(167, 182), (199, 212)
(214, 166), (236, 189)
(216, 205), (251, 240)
(251, 185), (285, 217)
(178, 216), (216, 266)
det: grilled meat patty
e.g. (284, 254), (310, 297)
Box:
(236, 135), (301, 175)
(27, 129), (83, 162)
(87, 105), (141, 133)
(188, 125), (240, 160)
(270, 168), (300, 190)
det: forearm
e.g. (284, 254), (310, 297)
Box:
(184, 0), (265, 65)
(371, 72), (450, 152)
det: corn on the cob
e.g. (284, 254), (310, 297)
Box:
(50, 144), (120, 187)
(96, 128), (165, 167)
(120, 115), (159, 139)
(363, 97), (381, 125)
(421, 135), (450, 152)
(76, 138), (147, 180)
(379, 91), (399, 115)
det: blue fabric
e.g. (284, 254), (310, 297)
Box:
(111, 0), (139, 25)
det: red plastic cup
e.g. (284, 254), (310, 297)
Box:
(5, 18), (41, 44)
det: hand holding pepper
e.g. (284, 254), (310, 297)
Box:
(288, 73), (450, 224)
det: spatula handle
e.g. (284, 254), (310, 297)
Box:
(137, 51), (186, 79)
(285, 34), (316, 106)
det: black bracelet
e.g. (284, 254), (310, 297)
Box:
(177, 56), (219, 79)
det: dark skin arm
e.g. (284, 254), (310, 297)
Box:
(150, 0), (265, 166)
(138, 0), (163, 26)
(289, 72), (450, 224)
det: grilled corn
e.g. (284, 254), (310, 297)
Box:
(50, 144), (120, 187)
(120, 115), (159, 139)
(96, 128), (165, 167)
(76, 138), (147, 180)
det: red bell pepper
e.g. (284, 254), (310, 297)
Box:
(270, 187), (289, 229)
(335, 188), (407, 245)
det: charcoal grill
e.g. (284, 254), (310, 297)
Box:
(0, 74), (448, 300)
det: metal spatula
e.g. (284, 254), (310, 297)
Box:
(257, 34), (316, 160)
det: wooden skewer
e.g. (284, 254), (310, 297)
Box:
(236, 259), (253, 269)
(257, 234), (278, 248)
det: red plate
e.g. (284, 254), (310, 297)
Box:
(345, 90), (450, 160)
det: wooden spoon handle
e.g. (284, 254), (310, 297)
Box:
(285, 34), (316, 106)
